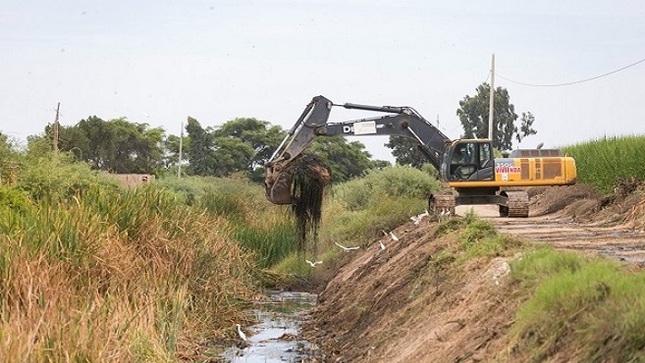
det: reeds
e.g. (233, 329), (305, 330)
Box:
(158, 176), (300, 268)
(0, 170), (258, 360)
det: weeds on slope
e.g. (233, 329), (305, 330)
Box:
(509, 248), (645, 362)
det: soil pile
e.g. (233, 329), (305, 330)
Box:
(530, 181), (645, 229)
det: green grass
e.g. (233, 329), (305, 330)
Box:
(564, 135), (645, 193)
(321, 166), (441, 246)
(430, 210), (524, 262)
(510, 247), (645, 362)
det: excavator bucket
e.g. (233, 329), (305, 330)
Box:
(264, 165), (295, 205)
(264, 157), (331, 205)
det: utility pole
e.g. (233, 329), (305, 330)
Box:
(53, 102), (60, 151)
(177, 120), (184, 178)
(488, 54), (495, 141)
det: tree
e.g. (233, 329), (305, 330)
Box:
(107, 118), (164, 173)
(518, 112), (537, 144)
(0, 132), (20, 183)
(185, 117), (217, 176)
(456, 83), (536, 150)
(308, 136), (373, 182)
(385, 136), (429, 168)
(40, 116), (165, 173)
(162, 134), (182, 169)
(211, 137), (255, 177)
(212, 118), (285, 170)
(184, 117), (286, 179)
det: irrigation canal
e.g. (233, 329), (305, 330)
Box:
(221, 290), (321, 362)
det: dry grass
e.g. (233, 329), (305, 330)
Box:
(0, 185), (259, 361)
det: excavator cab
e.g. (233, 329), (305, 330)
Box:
(442, 140), (495, 182)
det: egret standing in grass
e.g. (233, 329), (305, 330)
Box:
(411, 210), (431, 225)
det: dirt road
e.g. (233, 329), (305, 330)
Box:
(457, 203), (645, 264)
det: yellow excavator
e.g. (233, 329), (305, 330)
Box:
(264, 95), (577, 217)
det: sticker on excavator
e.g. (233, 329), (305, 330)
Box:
(352, 121), (377, 135)
(495, 160), (521, 181)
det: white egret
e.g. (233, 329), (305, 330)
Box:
(389, 231), (399, 242)
(379, 241), (386, 250)
(305, 259), (323, 267)
(411, 209), (431, 225)
(334, 241), (360, 252)
(236, 324), (247, 341)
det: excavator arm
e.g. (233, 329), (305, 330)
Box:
(264, 95), (451, 204)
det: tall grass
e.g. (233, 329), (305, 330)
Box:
(0, 155), (259, 361)
(564, 135), (645, 193)
(159, 176), (300, 268)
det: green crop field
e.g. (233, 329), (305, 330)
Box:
(564, 135), (645, 193)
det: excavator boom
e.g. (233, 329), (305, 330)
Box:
(264, 95), (451, 204)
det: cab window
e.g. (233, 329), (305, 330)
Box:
(479, 143), (492, 168)
(451, 143), (475, 165)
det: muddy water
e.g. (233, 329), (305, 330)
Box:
(222, 291), (320, 363)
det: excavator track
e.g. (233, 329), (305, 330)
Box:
(505, 191), (529, 218)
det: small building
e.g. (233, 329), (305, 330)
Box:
(112, 173), (155, 188)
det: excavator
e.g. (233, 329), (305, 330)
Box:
(264, 95), (577, 218)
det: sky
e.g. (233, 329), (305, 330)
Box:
(1, 0), (644, 162)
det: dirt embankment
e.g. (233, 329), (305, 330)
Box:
(302, 184), (645, 362)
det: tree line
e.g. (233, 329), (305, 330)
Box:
(10, 83), (536, 181)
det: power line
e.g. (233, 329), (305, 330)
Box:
(496, 56), (645, 87)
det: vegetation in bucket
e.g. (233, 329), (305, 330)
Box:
(284, 154), (330, 254)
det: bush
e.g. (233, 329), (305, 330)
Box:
(333, 165), (441, 211)
(320, 166), (441, 248)
(16, 153), (119, 201)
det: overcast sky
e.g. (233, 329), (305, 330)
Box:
(2, 0), (644, 161)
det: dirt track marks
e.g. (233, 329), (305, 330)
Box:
(457, 205), (645, 264)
